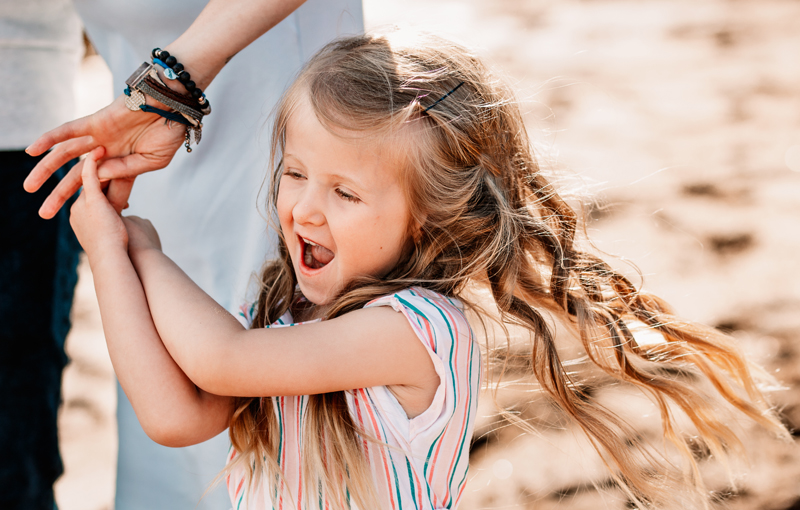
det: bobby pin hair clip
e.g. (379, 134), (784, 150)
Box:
(423, 81), (465, 113)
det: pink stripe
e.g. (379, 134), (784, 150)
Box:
(354, 392), (370, 456)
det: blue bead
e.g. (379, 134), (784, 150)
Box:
(164, 67), (178, 80)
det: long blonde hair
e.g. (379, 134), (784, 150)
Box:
(227, 30), (788, 509)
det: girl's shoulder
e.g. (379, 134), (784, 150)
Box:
(364, 287), (473, 356)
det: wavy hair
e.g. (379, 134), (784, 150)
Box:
(227, 30), (788, 509)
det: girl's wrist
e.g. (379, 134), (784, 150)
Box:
(87, 244), (131, 273)
(128, 245), (164, 271)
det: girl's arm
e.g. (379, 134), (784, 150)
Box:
(126, 240), (438, 401)
(70, 149), (232, 447)
(24, 0), (307, 219)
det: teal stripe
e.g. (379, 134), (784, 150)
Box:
(365, 390), (404, 509)
(447, 332), (479, 507)
(273, 397), (284, 507)
(405, 457), (419, 509)
(236, 484), (245, 510)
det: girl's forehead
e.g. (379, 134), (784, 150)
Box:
(284, 105), (411, 188)
(285, 98), (415, 172)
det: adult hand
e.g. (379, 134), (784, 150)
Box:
(25, 94), (185, 219)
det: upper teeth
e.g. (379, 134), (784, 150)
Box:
(303, 238), (318, 246)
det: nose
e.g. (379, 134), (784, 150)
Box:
(292, 185), (326, 227)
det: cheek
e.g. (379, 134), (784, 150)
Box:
(275, 189), (293, 228)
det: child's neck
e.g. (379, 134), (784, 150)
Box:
(292, 299), (330, 322)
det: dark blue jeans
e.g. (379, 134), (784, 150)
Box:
(0, 151), (81, 510)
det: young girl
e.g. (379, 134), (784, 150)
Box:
(69, 31), (788, 510)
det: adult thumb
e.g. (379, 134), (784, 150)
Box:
(106, 176), (136, 214)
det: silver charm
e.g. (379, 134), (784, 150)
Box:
(125, 88), (146, 111)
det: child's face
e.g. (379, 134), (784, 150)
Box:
(277, 95), (414, 308)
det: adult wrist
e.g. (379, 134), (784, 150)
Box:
(150, 48), (210, 111)
(123, 49), (211, 152)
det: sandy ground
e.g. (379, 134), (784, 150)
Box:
(55, 1), (800, 508)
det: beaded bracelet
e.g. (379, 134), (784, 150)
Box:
(151, 48), (211, 115)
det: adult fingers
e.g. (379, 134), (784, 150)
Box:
(96, 152), (172, 181)
(23, 136), (96, 193)
(25, 116), (93, 157)
(106, 177), (136, 214)
(39, 160), (85, 219)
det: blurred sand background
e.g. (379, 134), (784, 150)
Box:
(55, 1), (800, 508)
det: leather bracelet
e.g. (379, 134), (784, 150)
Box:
(124, 62), (203, 151)
(139, 78), (202, 124)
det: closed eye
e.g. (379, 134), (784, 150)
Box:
(283, 169), (305, 180)
(335, 188), (360, 203)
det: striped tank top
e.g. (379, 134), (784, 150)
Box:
(227, 287), (482, 509)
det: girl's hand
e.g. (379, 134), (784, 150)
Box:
(69, 147), (133, 260)
(24, 94), (185, 219)
(123, 216), (163, 255)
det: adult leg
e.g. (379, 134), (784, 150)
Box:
(0, 152), (80, 510)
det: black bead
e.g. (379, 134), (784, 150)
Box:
(160, 50), (170, 61)
(184, 80), (196, 91)
(151, 48), (161, 59)
(178, 71), (191, 82)
(172, 63), (184, 73)
(165, 55), (177, 67)
(191, 88), (202, 100)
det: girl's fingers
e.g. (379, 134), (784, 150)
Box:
(23, 135), (96, 193)
(106, 177), (136, 214)
(80, 146), (106, 197)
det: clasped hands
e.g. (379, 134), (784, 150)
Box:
(68, 146), (162, 265)
(24, 94), (185, 219)
(22, 93), (183, 261)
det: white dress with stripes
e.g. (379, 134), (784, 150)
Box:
(228, 287), (482, 510)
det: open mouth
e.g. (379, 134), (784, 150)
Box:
(300, 236), (335, 270)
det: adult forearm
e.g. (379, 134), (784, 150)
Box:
(164, 0), (307, 89)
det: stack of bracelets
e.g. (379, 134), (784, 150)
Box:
(124, 48), (211, 152)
